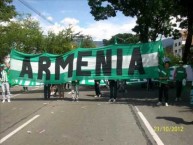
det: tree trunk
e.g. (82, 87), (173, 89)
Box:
(140, 24), (149, 43)
(182, 9), (193, 63)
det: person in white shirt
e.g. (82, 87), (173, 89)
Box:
(0, 64), (11, 103)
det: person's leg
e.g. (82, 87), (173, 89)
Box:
(158, 84), (163, 102)
(75, 85), (79, 101)
(44, 85), (50, 99)
(96, 83), (101, 96)
(110, 85), (113, 99)
(71, 85), (75, 101)
(114, 82), (117, 100)
(178, 81), (182, 99)
(164, 84), (169, 104)
(2, 83), (6, 102)
(61, 84), (64, 98)
(44, 85), (48, 99)
(94, 82), (98, 97)
(5, 82), (11, 102)
(97, 83), (101, 97)
(47, 84), (51, 99)
(50, 85), (55, 96)
(176, 81), (181, 100)
(57, 85), (62, 98)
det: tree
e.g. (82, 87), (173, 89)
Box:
(172, 0), (193, 63)
(76, 35), (96, 48)
(44, 30), (74, 54)
(88, 0), (175, 42)
(43, 26), (81, 54)
(0, 14), (96, 59)
(0, 15), (44, 57)
(0, 0), (17, 22)
(103, 33), (139, 46)
(165, 52), (181, 66)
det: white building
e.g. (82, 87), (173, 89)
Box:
(173, 38), (182, 57)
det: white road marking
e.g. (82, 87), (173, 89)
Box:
(0, 115), (40, 144)
(134, 106), (164, 145)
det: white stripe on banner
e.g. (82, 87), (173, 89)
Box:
(11, 53), (158, 74)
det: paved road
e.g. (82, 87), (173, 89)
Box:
(0, 85), (193, 145)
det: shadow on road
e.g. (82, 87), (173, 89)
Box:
(6, 84), (193, 110)
(156, 116), (193, 125)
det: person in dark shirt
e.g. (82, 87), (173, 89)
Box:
(157, 61), (170, 106)
(174, 60), (187, 101)
(44, 84), (51, 99)
(108, 80), (117, 102)
(94, 80), (101, 97)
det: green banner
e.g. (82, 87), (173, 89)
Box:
(9, 40), (163, 86)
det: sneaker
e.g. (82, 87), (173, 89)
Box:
(2, 100), (5, 103)
(94, 95), (98, 98)
(8, 99), (11, 103)
(108, 99), (112, 102)
(165, 103), (169, 106)
(98, 94), (101, 98)
(113, 99), (116, 102)
(157, 102), (162, 106)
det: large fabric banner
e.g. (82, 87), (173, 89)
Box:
(9, 40), (163, 86)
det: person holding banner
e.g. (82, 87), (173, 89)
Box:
(108, 80), (117, 102)
(94, 80), (101, 98)
(0, 64), (11, 103)
(57, 84), (65, 98)
(174, 61), (187, 101)
(71, 80), (79, 102)
(157, 61), (170, 106)
(44, 84), (51, 99)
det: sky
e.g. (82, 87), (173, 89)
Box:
(12, 0), (137, 41)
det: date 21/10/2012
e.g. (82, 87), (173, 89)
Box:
(154, 126), (184, 132)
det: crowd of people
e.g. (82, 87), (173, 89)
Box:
(43, 79), (119, 102)
(40, 58), (193, 106)
(157, 59), (190, 106)
(1, 56), (193, 106)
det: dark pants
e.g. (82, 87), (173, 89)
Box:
(159, 83), (169, 103)
(176, 81), (182, 98)
(44, 84), (51, 99)
(94, 82), (101, 96)
(110, 82), (117, 99)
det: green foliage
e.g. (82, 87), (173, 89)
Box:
(171, 0), (193, 63)
(0, 15), (43, 57)
(165, 52), (181, 66)
(81, 36), (96, 48)
(0, 14), (96, 61)
(88, 0), (175, 43)
(0, 0), (17, 22)
(88, 0), (193, 62)
(43, 27), (75, 54)
(103, 33), (139, 46)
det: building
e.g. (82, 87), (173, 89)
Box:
(162, 30), (193, 57)
(162, 38), (173, 54)
(173, 38), (183, 57)
(162, 37), (183, 57)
